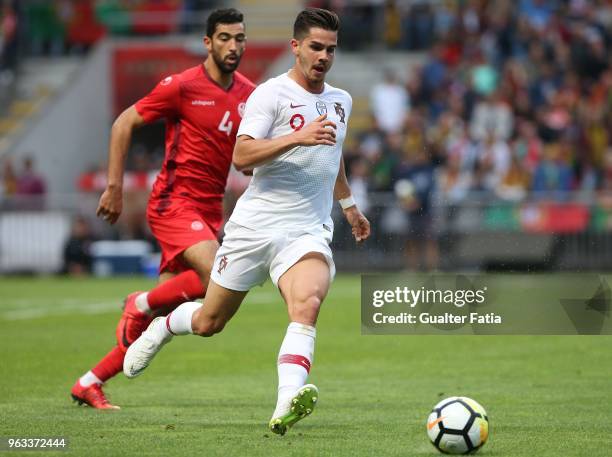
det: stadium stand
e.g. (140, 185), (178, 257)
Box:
(1, 0), (611, 273)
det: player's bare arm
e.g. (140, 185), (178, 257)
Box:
(96, 105), (145, 224)
(334, 155), (370, 243)
(233, 113), (336, 170)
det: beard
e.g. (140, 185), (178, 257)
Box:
(298, 54), (326, 82)
(212, 51), (241, 74)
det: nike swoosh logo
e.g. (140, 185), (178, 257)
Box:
(427, 416), (445, 430)
(121, 321), (132, 349)
(290, 103), (306, 108)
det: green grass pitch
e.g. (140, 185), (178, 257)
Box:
(1, 275), (611, 456)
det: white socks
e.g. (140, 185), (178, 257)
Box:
(135, 292), (151, 314)
(273, 322), (316, 418)
(79, 370), (102, 387)
(165, 301), (201, 335)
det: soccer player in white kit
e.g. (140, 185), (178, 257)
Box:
(124, 8), (371, 435)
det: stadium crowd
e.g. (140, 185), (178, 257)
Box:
(4, 2), (612, 206)
(342, 0), (612, 212)
(331, 0), (612, 269)
(3, 0), (220, 57)
(2, 0), (612, 270)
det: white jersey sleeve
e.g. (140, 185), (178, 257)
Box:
(237, 82), (277, 140)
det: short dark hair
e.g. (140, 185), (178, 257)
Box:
(293, 8), (339, 40)
(206, 8), (244, 38)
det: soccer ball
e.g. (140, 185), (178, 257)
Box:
(426, 396), (489, 454)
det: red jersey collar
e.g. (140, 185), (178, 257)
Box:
(201, 63), (235, 92)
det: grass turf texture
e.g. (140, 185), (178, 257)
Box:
(1, 275), (611, 456)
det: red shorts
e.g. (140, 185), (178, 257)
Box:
(147, 200), (222, 273)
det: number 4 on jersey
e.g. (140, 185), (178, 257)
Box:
(218, 110), (233, 136)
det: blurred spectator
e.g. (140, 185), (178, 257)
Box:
(437, 153), (472, 204)
(532, 143), (573, 199)
(356, 117), (384, 163)
(421, 42), (447, 98)
(537, 91), (572, 143)
(16, 156), (46, 196)
(513, 120), (542, 174)
(371, 132), (402, 192)
(528, 62), (560, 108)
(25, 0), (66, 56)
(393, 148), (438, 271)
(383, 0), (401, 49)
(370, 69), (409, 135)
(496, 152), (531, 201)
(14, 156), (46, 210)
(348, 158), (370, 215)
(432, 1), (457, 40)
(471, 53), (498, 96)
(400, 1), (434, 50)
(445, 123), (477, 168)
(570, 21), (608, 81)
(403, 113), (426, 160)
(0, 0), (18, 85)
(1, 156), (17, 197)
(63, 215), (95, 275)
(474, 133), (511, 192)
(519, 0), (553, 31)
(470, 91), (513, 142)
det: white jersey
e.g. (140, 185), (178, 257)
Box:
(230, 71), (352, 232)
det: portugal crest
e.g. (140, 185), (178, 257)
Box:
(334, 102), (345, 124)
(217, 255), (228, 274)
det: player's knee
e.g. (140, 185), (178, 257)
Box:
(292, 294), (322, 322)
(192, 316), (226, 337)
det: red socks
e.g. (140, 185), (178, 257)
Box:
(91, 346), (125, 383)
(88, 271), (206, 384)
(147, 270), (206, 312)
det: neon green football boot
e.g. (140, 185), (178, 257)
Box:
(269, 384), (319, 436)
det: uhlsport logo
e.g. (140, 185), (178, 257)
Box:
(161, 76), (173, 86)
(192, 100), (215, 106)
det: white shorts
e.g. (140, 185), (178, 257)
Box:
(210, 221), (335, 291)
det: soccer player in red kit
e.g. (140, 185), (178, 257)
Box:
(71, 8), (255, 409)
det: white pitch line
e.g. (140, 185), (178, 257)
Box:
(0, 298), (96, 311)
(1, 301), (119, 321)
(1, 288), (358, 321)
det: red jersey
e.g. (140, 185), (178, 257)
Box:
(135, 65), (255, 215)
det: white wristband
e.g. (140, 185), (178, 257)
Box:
(339, 195), (356, 210)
